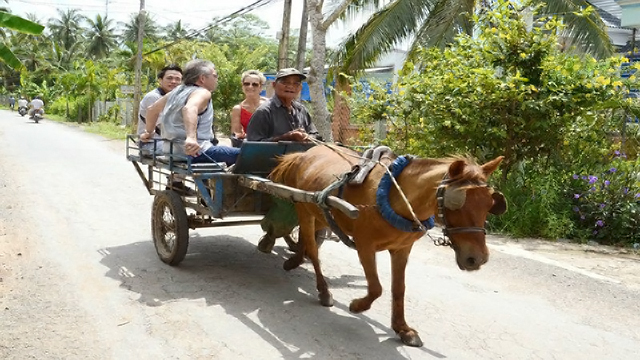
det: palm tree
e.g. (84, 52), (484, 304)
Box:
(163, 20), (189, 42)
(335, 0), (613, 73)
(84, 14), (117, 59)
(48, 8), (84, 68)
(120, 13), (159, 44)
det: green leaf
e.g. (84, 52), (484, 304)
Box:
(0, 43), (23, 69)
(0, 11), (44, 34)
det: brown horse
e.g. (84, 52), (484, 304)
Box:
(270, 145), (507, 347)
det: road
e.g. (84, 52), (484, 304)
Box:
(1, 110), (639, 360)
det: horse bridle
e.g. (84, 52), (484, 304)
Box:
(433, 175), (488, 247)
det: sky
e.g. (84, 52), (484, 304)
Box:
(7, 0), (364, 47)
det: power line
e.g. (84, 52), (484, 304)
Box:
(142, 0), (277, 56)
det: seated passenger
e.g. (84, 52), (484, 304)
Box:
(230, 70), (268, 147)
(246, 68), (328, 253)
(137, 64), (183, 156)
(246, 68), (321, 143)
(140, 59), (240, 166)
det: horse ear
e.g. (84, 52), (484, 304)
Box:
(448, 160), (467, 179)
(489, 191), (507, 215)
(481, 156), (504, 177)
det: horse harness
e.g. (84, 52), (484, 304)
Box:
(434, 176), (488, 247)
(315, 147), (492, 249)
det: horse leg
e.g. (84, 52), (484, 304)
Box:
(288, 210), (333, 306)
(390, 246), (423, 347)
(283, 207), (312, 271)
(349, 246), (382, 313)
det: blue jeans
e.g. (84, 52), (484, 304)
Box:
(190, 145), (240, 166)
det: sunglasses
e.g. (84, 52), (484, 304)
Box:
(243, 82), (261, 87)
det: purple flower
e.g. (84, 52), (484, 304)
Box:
(588, 176), (598, 184)
(574, 194), (580, 199)
(573, 206), (579, 212)
(593, 230), (598, 235)
(599, 203), (606, 209)
(596, 220), (604, 227)
(614, 150), (621, 156)
(573, 174), (579, 179)
(624, 187), (629, 194)
(580, 215), (586, 220)
(604, 180), (610, 186)
(590, 187), (596, 192)
(609, 168), (617, 173)
(581, 176), (587, 180)
(636, 193), (640, 198)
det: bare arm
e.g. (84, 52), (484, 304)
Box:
(181, 88), (211, 141)
(230, 105), (244, 138)
(144, 94), (169, 136)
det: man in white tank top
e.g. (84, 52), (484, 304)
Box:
(140, 59), (240, 166)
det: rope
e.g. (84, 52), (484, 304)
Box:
(306, 137), (427, 236)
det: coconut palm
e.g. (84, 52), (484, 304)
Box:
(48, 8), (84, 68)
(163, 20), (189, 42)
(84, 14), (117, 59)
(335, 0), (613, 73)
(120, 13), (159, 44)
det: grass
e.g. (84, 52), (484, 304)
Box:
(46, 113), (131, 140)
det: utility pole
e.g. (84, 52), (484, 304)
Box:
(105, 0), (109, 17)
(278, 0), (292, 70)
(133, 0), (145, 125)
(296, 0), (308, 71)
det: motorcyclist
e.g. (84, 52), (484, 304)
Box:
(17, 96), (28, 109)
(29, 96), (44, 118)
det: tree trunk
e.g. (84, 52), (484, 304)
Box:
(278, 0), (292, 69)
(296, 0), (309, 71)
(307, 0), (332, 142)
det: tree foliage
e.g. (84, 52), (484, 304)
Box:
(336, 0), (613, 75)
(347, 0), (640, 243)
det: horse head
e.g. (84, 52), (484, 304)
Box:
(438, 156), (507, 271)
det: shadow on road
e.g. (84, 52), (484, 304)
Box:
(99, 233), (444, 359)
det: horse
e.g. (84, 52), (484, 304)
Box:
(269, 145), (507, 347)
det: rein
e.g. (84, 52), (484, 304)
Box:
(306, 138), (489, 248)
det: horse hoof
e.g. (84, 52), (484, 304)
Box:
(319, 292), (334, 307)
(257, 235), (276, 253)
(283, 255), (303, 271)
(399, 331), (423, 347)
(348, 299), (370, 313)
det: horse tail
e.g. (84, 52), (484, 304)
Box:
(269, 152), (304, 183)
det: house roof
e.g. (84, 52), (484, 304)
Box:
(588, 0), (622, 27)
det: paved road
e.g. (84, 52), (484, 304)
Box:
(1, 111), (639, 360)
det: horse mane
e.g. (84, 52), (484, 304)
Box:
(405, 155), (488, 187)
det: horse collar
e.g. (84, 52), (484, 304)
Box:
(376, 156), (435, 232)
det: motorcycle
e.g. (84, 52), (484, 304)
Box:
(18, 106), (28, 117)
(29, 109), (44, 123)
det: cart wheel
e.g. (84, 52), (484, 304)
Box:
(152, 190), (189, 265)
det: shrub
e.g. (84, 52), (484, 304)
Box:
(569, 153), (640, 245)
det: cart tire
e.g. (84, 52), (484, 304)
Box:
(152, 190), (189, 265)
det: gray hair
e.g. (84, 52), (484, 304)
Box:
(241, 69), (266, 84)
(183, 59), (215, 86)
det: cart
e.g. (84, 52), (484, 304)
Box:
(126, 136), (358, 265)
